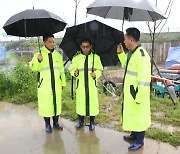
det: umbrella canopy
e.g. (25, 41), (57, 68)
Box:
(87, 0), (166, 22)
(3, 9), (67, 37)
(59, 20), (124, 67)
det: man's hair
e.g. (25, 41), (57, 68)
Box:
(80, 38), (92, 45)
(126, 27), (140, 42)
(43, 32), (54, 42)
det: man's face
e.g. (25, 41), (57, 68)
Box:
(80, 42), (92, 55)
(44, 37), (55, 50)
(124, 34), (132, 49)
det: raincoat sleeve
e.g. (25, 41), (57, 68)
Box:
(68, 57), (80, 79)
(29, 52), (42, 71)
(59, 55), (66, 86)
(117, 51), (127, 68)
(135, 52), (151, 104)
(94, 55), (103, 79)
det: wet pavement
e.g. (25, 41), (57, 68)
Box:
(0, 101), (180, 154)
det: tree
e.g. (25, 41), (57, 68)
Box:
(146, 0), (174, 73)
(74, 0), (82, 25)
(148, 0), (176, 106)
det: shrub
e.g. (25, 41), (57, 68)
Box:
(0, 59), (37, 104)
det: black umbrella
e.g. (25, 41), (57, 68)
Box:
(86, 0), (166, 30)
(59, 20), (124, 67)
(3, 9), (67, 50)
(3, 9), (67, 37)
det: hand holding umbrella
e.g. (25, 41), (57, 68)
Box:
(37, 53), (43, 62)
(74, 69), (79, 77)
(90, 72), (96, 79)
(117, 44), (124, 54)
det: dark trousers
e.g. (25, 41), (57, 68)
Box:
(44, 115), (59, 125)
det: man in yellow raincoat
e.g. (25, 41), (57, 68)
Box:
(117, 28), (151, 150)
(69, 38), (103, 130)
(30, 33), (66, 133)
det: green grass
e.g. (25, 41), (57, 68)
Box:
(146, 128), (180, 147)
(150, 95), (180, 127)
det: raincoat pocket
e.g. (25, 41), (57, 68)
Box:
(38, 78), (43, 88)
(130, 85), (138, 100)
(94, 79), (97, 87)
(76, 79), (79, 89)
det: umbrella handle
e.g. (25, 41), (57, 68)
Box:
(37, 36), (41, 53)
(91, 49), (95, 72)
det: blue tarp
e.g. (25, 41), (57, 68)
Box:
(0, 44), (6, 60)
(165, 46), (180, 68)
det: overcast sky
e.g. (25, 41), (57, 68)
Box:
(0, 0), (179, 40)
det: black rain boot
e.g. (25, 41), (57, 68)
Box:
(89, 116), (95, 131)
(44, 117), (52, 133)
(76, 115), (84, 128)
(128, 131), (145, 150)
(53, 115), (63, 130)
(124, 131), (136, 141)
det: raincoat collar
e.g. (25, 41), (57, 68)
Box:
(81, 49), (93, 56)
(131, 44), (141, 53)
(41, 46), (55, 53)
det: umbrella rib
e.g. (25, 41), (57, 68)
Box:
(148, 11), (155, 22)
(104, 6), (112, 18)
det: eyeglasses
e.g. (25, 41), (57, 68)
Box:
(81, 45), (91, 49)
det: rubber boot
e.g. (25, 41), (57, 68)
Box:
(124, 131), (136, 141)
(53, 115), (63, 130)
(44, 117), (52, 133)
(76, 115), (84, 128)
(89, 116), (95, 130)
(128, 131), (145, 150)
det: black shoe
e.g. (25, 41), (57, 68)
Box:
(128, 143), (144, 150)
(123, 135), (136, 141)
(89, 123), (95, 130)
(45, 124), (52, 133)
(53, 122), (63, 130)
(76, 122), (83, 128)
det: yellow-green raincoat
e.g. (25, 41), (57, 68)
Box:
(118, 46), (151, 131)
(69, 52), (103, 116)
(30, 46), (66, 117)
